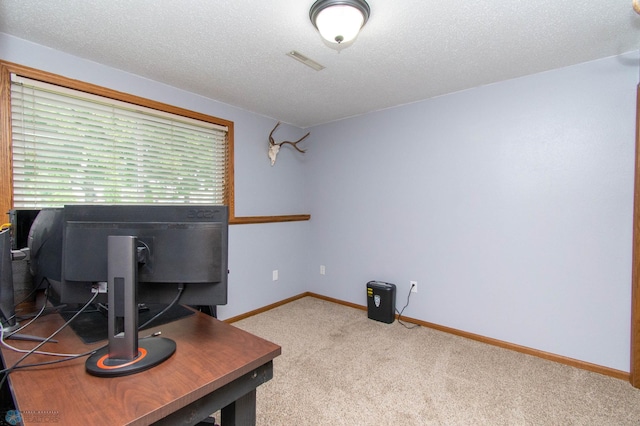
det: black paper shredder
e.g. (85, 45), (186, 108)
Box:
(366, 281), (396, 324)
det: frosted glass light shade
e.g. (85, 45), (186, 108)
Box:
(316, 5), (363, 44)
(310, 0), (370, 45)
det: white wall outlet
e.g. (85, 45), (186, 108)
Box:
(272, 270), (279, 281)
(320, 265), (326, 275)
(410, 280), (418, 293)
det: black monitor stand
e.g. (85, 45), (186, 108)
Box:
(85, 236), (175, 377)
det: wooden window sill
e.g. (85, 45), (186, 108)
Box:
(230, 214), (310, 225)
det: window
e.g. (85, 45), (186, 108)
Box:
(1, 61), (311, 224)
(0, 61), (234, 218)
(11, 75), (229, 207)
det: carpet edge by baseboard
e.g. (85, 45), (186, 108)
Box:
(226, 291), (630, 382)
(223, 292), (312, 323)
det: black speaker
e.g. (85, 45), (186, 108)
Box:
(366, 281), (396, 324)
(0, 229), (16, 329)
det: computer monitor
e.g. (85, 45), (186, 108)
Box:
(60, 204), (228, 307)
(28, 205), (228, 306)
(0, 229), (17, 331)
(28, 204), (229, 376)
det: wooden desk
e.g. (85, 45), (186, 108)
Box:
(0, 309), (281, 425)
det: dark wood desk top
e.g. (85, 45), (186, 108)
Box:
(1, 309), (281, 426)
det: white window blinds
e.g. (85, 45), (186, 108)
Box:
(10, 74), (228, 208)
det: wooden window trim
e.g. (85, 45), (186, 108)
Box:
(0, 60), (310, 225)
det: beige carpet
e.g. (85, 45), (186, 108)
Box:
(232, 296), (640, 425)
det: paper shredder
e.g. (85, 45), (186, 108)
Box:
(366, 281), (396, 324)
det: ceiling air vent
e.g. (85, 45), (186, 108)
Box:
(286, 51), (325, 71)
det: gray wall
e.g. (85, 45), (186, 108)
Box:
(306, 53), (638, 372)
(2, 32), (638, 373)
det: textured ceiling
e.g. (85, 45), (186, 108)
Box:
(0, 0), (639, 128)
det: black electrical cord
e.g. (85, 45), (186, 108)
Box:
(5, 285), (51, 339)
(0, 344), (106, 374)
(138, 283), (185, 330)
(395, 284), (420, 329)
(2, 277), (49, 328)
(1, 282), (185, 377)
(12, 276), (48, 308)
(0, 290), (100, 388)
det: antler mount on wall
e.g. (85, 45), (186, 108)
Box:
(268, 122), (310, 166)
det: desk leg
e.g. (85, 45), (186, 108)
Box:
(221, 389), (256, 426)
(152, 361), (272, 426)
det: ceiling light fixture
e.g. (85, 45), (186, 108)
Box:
(309, 0), (370, 47)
